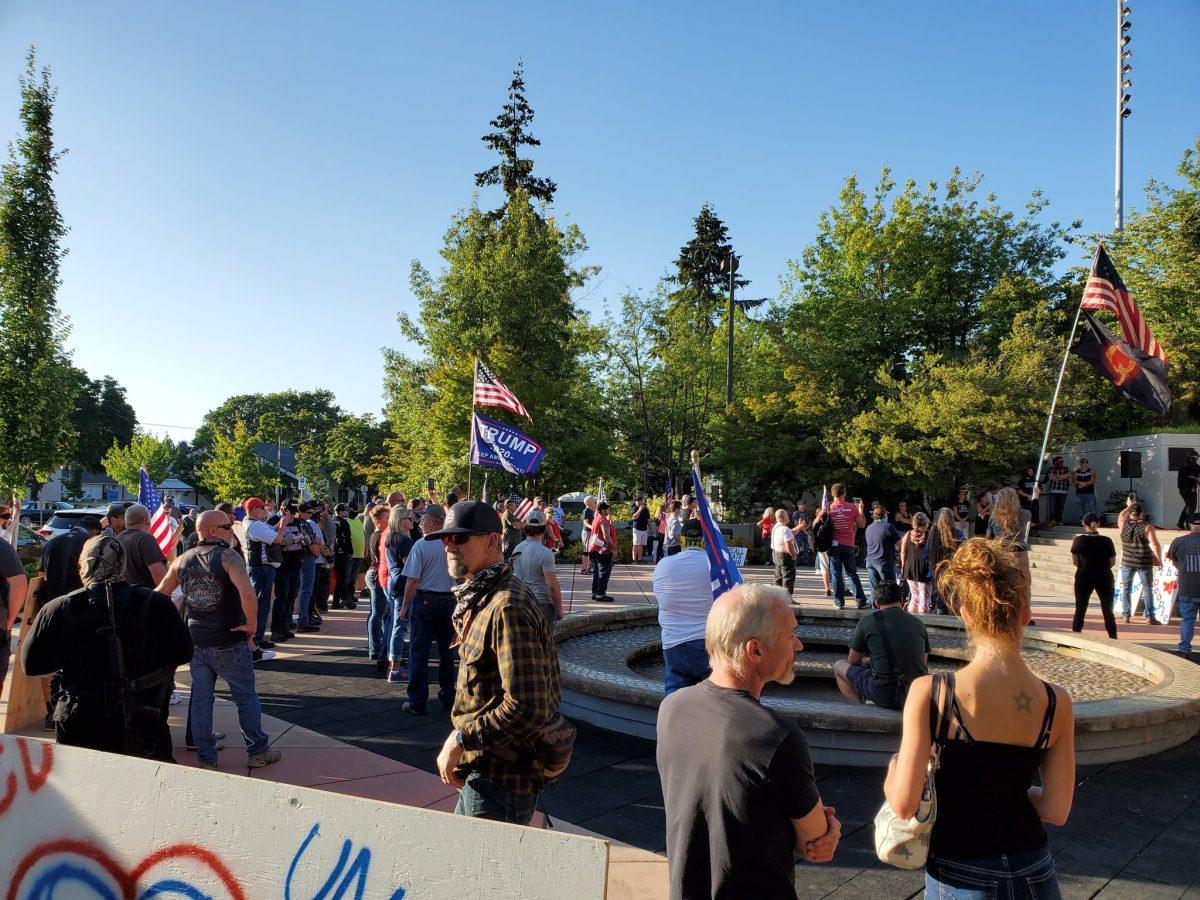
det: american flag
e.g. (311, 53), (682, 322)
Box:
(1081, 244), (1166, 362)
(658, 476), (672, 529)
(596, 478), (607, 505)
(514, 498), (534, 521)
(138, 467), (176, 554)
(474, 360), (531, 421)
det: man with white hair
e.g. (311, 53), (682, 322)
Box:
(657, 583), (841, 897)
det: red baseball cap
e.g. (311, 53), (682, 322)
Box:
(243, 497), (268, 512)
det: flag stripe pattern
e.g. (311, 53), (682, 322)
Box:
(1081, 244), (1166, 362)
(690, 466), (744, 599)
(473, 360), (532, 421)
(138, 467), (175, 554)
(515, 498), (534, 521)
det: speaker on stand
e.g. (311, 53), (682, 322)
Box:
(1119, 450), (1143, 497)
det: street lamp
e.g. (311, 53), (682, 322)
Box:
(720, 253), (740, 409)
(1115, 0), (1132, 230)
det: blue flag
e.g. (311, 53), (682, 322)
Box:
(470, 412), (545, 476)
(690, 466), (744, 599)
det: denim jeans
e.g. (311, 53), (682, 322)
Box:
(1117, 565), (1154, 618)
(1076, 493), (1098, 520)
(188, 643), (269, 766)
(387, 577), (408, 663)
(866, 560), (895, 599)
(297, 555), (318, 626)
(272, 566), (299, 636)
(455, 773), (539, 825)
(365, 569), (390, 660)
(407, 591), (456, 710)
(1179, 595), (1199, 653)
(1048, 493), (1067, 523)
(829, 545), (867, 607)
(926, 845), (1060, 899)
(247, 564), (276, 643)
(590, 551), (614, 597)
(662, 638), (711, 695)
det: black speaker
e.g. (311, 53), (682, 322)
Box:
(1119, 450), (1143, 479)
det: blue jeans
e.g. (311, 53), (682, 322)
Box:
(866, 560), (895, 599)
(188, 643), (269, 766)
(1117, 565), (1154, 618)
(662, 638), (710, 695)
(247, 564), (276, 643)
(829, 545), (867, 607)
(407, 591), (456, 709)
(1179, 594), (1199, 653)
(297, 555), (318, 626)
(387, 577), (408, 663)
(926, 846), (1060, 899)
(1076, 493), (1098, 520)
(365, 569), (391, 660)
(455, 773), (539, 825)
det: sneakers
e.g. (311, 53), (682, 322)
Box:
(248, 748), (282, 769)
(299, 624), (320, 633)
(402, 701), (426, 716)
(252, 648), (277, 663)
(258, 639), (276, 650)
(593, 594), (614, 603)
(387, 663), (409, 683)
(186, 732), (226, 751)
(270, 633), (290, 644)
(169, 691), (183, 705)
(199, 762), (218, 771)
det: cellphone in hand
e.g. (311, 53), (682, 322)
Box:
(427, 478), (435, 491)
(852, 497), (862, 505)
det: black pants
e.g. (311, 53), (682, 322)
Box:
(590, 551), (613, 597)
(273, 566), (300, 635)
(314, 563), (331, 611)
(1074, 571), (1117, 638)
(334, 556), (360, 607)
(1179, 489), (1197, 530)
(1049, 493), (1067, 523)
(773, 551), (796, 595)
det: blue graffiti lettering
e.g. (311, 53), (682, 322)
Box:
(286, 824), (406, 900)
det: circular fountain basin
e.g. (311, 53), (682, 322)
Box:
(556, 606), (1200, 766)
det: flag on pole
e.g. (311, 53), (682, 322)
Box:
(1081, 244), (1167, 362)
(469, 413), (545, 475)
(138, 467), (176, 554)
(596, 479), (607, 505)
(473, 360), (532, 421)
(515, 498), (534, 521)
(1071, 310), (1171, 415)
(690, 465), (743, 600)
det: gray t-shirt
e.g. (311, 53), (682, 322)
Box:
(511, 539), (556, 606)
(657, 680), (821, 899)
(401, 538), (456, 593)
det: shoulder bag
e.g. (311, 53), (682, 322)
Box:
(874, 673), (952, 869)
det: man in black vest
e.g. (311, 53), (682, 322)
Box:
(1177, 450), (1200, 531)
(240, 497), (291, 655)
(156, 510), (281, 771)
(22, 535), (193, 760)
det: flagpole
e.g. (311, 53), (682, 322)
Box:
(468, 355), (478, 499)
(1029, 298), (1086, 536)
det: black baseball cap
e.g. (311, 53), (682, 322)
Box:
(681, 519), (703, 540)
(423, 500), (502, 540)
(79, 515), (103, 532)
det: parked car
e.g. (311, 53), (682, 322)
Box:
(15, 522), (46, 568)
(37, 507), (109, 540)
(19, 501), (73, 528)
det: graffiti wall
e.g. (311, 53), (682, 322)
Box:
(0, 735), (608, 899)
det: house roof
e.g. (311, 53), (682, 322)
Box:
(81, 472), (118, 486)
(158, 478), (193, 490)
(254, 442), (298, 476)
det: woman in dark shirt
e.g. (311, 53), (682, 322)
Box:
(1070, 513), (1117, 638)
(884, 538), (1075, 898)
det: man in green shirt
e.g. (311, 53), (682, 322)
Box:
(833, 582), (929, 710)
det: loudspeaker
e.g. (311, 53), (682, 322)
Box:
(1119, 450), (1143, 479)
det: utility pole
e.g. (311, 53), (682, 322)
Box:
(1116, 0), (1132, 230)
(721, 253), (739, 409)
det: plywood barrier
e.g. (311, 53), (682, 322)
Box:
(0, 734), (609, 898)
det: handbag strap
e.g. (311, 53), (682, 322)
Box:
(928, 673), (954, 751)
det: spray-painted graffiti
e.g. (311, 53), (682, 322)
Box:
(7, 825), (407, 900)
(0, 739), (53, 817)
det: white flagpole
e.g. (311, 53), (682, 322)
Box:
(468, 356), (478, 499)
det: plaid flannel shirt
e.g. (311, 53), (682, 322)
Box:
(452, 568), (561, 795)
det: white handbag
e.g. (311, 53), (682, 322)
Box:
(874, 673), (952, 869)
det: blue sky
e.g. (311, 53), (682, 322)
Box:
(2, 1), (1198, 443)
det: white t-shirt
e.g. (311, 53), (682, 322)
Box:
(511, 538), (557, 607)
(771, 523), (796, 554)
(653, 549), (714, 650)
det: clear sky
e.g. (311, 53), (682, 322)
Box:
(2, 1), (1197, 443)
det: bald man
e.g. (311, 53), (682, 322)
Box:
(157, 510), (281, 770)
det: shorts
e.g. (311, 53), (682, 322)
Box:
(844, 663), (899, 709)
(633, 529), (648, 547)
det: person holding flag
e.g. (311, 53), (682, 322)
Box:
(689, 457), (744, 600)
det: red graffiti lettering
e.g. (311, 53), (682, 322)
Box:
(0, 739), (51, 817)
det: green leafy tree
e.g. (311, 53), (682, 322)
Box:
(68, 368), (137, 472)
(321, 414), (389, 488)
(385, 192), (608, 496)
(198, 421), (273, 503)
(102, 432), (175, 494)
(474, 61), (556, 217)
(0, 50), (77, 498)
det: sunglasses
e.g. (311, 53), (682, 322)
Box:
(216, 523), (233, 531)
(440, 532), (490, 546)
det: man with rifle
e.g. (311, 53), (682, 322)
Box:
(21, 535), (193, 760)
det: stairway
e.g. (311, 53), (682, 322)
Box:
(1027, 526), (1089, 597)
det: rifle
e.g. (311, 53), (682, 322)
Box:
(99, 581), (133, 755)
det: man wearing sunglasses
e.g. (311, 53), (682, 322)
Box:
(429, 500), (561, 826)
(155, 510), (281, 771)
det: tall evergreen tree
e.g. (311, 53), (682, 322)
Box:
(673, 204), (748, 310)
(474, 61), (556, 217)
(0, 49), (77, 499)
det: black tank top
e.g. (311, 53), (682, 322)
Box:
(178, 542), (244, 649)
(1120, 519), (1154, 569)
(930, 673), (1057, 860)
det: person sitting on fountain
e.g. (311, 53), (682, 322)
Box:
(833, 581), (929, 710)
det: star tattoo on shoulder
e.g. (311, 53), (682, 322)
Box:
(1014, 688), (1033, 713)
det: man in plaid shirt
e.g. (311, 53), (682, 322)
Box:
(428, 500), (561, 825)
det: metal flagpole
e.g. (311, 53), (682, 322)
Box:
(467, 356), (478, 499)
(1028, 299), (1086, 538)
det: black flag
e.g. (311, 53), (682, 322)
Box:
(1071, 310), (1171, 415)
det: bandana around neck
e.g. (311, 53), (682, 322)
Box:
(451, 561), (509, 643)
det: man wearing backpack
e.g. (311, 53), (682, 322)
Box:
(832, 582), (929, 710)
(430, 501), (562, 825)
